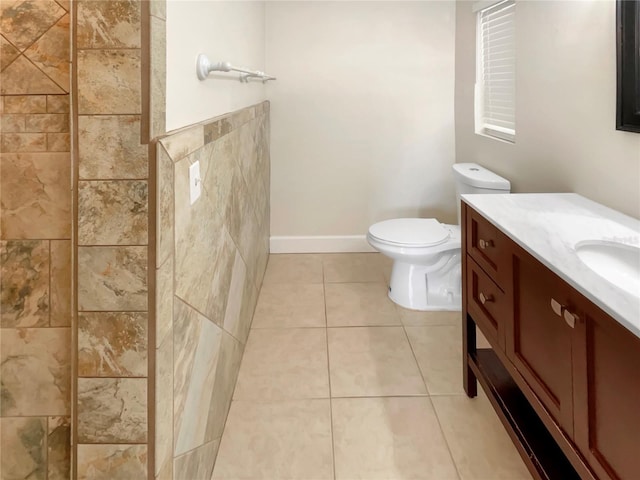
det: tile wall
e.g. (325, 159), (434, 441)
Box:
(74, 0), (165, 477)
(1, 0), (72, 478)
(155, 102), (270, 479)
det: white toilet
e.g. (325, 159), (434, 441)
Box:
(367, 163), (511, 311)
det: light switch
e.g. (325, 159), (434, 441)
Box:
(189, 160), (201, 205)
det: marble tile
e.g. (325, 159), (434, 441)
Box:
(78, 180), (148, 245)
(150, 0), (166, 20)
(236, 272), (259, 344)
(156, 144), (173, 267)
(0, 113), (25, 131)
(204, 330), (243, 441)
(174, 155), (236, 325)
(47, 132), (70, 151)
(0, 0), (65, 51)
(251, 283), (326, 328)
(1, 417), (46, 480)
(199, 135), (235, 234)
(0, 55), (65, 95)
(222, 249), (249, 341)
(1, 240), (49, 327)
(1, 132), (47, 151)
(0, 152), (71, 239)
(50, 239), (71, 326)
(48, 416), (70, 480)
(400, 308), (462, 326)
(25, 113), (69, 132)
(405, 325), (465, 395)
(157, 458), (173, 480)
(173, 440), (219, 480)
(323, 253), (386, 283)
(234, 328), (329, 401)
(325, 283), (401, 326)
(24, 13), (69, 92)
(432, 392), (532, 480)
(46, 95), (69, 113)
(78, 49), (141, 114)
(150, 15), (166, 138)
(155, 332), (173, 478)
(78, 312), (148, 377)
(332, 397), (459, 479)
(262, 253), (324, 284)
(77, 0), (141, 48)
(77, 377), (147, 443)
(173, 299), (223, 455)
(77, 246), (148, 311)
(159, 125), (204, 162)
(156, 256), (173, 346)
(77, 444), (147, 480)
(0, 327), (70, 416)
(78, 115), (147, 179)
(3, 94), (46, 113)
(213, 399), (333, 480)
(0, 34), (19, 71)
(328, 326), (427, 397)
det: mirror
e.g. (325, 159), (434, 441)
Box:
(616, 0), (640, 132)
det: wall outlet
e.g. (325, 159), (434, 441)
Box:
(189, 161), (201, 205)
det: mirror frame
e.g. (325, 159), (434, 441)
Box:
(616, 0), (640, 133)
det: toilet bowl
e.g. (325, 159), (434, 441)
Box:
(367, 218), (462, 311)
(367, 163), (511, 311)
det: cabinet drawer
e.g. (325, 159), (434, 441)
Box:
(465, 205), (509, 288)
(466, 256), (507, 350)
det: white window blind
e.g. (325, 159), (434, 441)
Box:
(475, 0), (515, 143)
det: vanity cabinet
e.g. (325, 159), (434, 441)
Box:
(462, 201), (640, 480)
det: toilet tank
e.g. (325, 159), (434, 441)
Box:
(452, 163), (511, 224)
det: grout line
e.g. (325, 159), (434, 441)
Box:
(428, 395), (464, 480)
(402, 322), (433, 399)
(322, 262), (337, 480)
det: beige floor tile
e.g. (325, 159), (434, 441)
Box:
(251, 283), (326, 328)
(332, 397), (459, 479)
(262, 253), (323, 284)
(323, 252), (386, 283)
(326, 283), (401, 326)
(405, 325), (466, 395)
(432, 392), (532, 480)
(233, 328), (329, 400)
(212, 399), (334, 480)
(400, 308), (462, 326)
(328, 327), (426, 397)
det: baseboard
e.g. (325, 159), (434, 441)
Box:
(269, 235), (377, 253)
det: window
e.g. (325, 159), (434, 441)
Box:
(474, 0), (516, 143)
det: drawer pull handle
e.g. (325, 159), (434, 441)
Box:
(563, 309), (577, 328)
(479, 292), (494, 305)
(551, 298), (578, 328)
(479, 239), (494, 250)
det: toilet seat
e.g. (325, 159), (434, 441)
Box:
(368, 218), (450, 247)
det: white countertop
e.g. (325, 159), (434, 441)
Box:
(462, 193), (640, 338)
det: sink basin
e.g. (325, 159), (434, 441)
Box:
(575, 241), (640, 297)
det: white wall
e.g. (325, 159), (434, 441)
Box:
(166, 0), (266, 131)
(266, 1), (457, 248)
(455, 0), (640, 219)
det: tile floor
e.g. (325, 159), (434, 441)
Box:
(212, 253), (533, 480)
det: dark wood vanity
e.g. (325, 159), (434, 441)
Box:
(462, 201), (640, 480)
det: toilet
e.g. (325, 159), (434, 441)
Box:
(367, 163), (510, 311)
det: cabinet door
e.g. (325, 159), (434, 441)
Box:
(573, 302), (640, 480)
(507, 248), (575, 434)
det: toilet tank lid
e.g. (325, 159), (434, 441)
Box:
(452, 163), (511, 190)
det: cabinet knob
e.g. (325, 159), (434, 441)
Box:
(550, 298), (563, 316)
(563, 309), (577, 328)
(479, 239), (494, 250)
(479, 292), (494, 305)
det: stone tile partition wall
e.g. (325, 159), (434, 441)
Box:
(155, 102), (270, 479)
(0, 0), (72, 478)
(74, 0), (166, 478)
